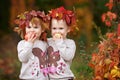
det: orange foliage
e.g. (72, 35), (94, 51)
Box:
(89, 0), (120, 80)
(105, 0), (113, 10)
(101, 11), (117, 27)
(89, 32), (120, 80)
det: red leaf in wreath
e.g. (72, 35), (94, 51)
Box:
(65, 15), (70, 25)
(30, 10), (37, 16)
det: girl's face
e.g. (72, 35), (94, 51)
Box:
(51, 19), (70, 39)
(25, 22), (42, 40)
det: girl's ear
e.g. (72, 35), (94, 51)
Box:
(67, 27), (70, 33)
(42, 29), (45, 33)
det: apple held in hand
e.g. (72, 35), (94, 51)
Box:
(24, 31), (36, 41)
(54, 33), (62, 39)
(24, 34), (28, 41)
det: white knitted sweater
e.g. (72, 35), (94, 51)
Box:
(17, 40), (48, 80)
(47, 38), (76, 79)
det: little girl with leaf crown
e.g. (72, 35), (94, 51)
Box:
(47, 6), (76, 80)
(14, 10), (49, 80)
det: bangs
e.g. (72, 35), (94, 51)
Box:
(30, 17), (42, 26)
(30, 17), (48, 31)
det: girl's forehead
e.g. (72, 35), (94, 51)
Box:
(29, 22), (35, 26)
(29, 22), (41, 27)
(51, 19), (67, 26)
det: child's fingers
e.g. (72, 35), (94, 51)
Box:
(32, 34), (37, 41)
(30, 33), (35, 39)
(26, 32), (37, 43)
(30, 33), (36, 40)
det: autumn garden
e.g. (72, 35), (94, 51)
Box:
(0, 0), (120, 80)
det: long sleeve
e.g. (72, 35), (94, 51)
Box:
(17, 40), (34, 63)
(55, 39), (76, 61)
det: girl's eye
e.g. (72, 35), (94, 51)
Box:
(52, 27), (56, 30)
(34, 26), (38, 29)
(59, 27), (63, 30)
(27, 26), (31, 28)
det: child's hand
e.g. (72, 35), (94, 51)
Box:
(24, 31), (37, 43)
(53, 33), (63, 40)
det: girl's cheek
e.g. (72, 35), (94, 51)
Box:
(51, 32), (54, 36)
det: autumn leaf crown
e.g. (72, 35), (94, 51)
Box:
(14, 10), (49, 29)
(14, 7), (76, 31)
(48, 6), (76, 26)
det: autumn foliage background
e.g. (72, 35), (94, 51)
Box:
(89, 0), (120, 80)
(0, 0), (119, 80)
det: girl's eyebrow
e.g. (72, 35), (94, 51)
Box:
(33, 25), (38, 27)
(52, 26), (56, 28)
(52, 27), (56, 29)
(59, 27), (63, 29)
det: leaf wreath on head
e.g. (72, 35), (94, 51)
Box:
(14, 10), (50, 29)
(14, 10), (50, 39)
(48, 6), (76, 26)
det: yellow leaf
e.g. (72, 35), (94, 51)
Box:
(111, 69), (118, 77)
(104, 58), (112, 65)
(75, 27), (79, 31)
(104, 72), (109, 78)
(114, 66), (118, 69)
(118, 71), (120, 78)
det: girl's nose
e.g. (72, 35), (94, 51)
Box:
(56, 29), (59, 33)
